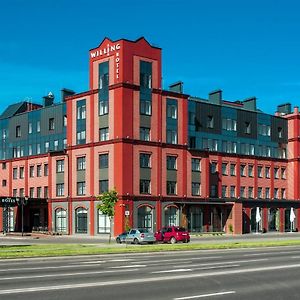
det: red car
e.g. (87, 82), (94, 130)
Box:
(155, 226), (190, 244)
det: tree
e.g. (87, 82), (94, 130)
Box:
(96, 189), (118, 243)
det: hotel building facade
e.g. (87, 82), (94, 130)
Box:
(0, 37), (299, 236)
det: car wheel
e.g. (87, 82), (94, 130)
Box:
(116, 237), (121, 244)
(187, 239), (190, 243)
(170, 237), (177, 244)
(133, 238), (139, 245)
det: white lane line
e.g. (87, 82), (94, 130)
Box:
(0, 268), (139, 281)
(109, 264), (146, 269)
(136, 256), (223, 264)
(152, 269), (193, 273)
(1, 263), (300, 295)
(244, 251), (300, 257)
(174, 291), (236, 299)
(70, 260), (106, 264)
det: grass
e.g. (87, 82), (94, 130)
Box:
(1, 240), (300, 258)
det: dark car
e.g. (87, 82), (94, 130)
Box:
(116, 231), (128, 243)
(155, 226), (190, 244)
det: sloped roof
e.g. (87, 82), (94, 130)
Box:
(0, 102), (27, 119)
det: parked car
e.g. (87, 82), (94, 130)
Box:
(125, 228), (156, 244)
(155, 226), (190, 244)
(116, 231), (128, 243)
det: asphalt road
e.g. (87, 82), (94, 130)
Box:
(1, 246), (300, 299)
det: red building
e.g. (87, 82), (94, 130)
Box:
(0, 37), (299, 235)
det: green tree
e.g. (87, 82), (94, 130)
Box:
(96, 189), (118, 243)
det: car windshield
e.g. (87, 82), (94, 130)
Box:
(138, 229), (149, 233)
(174, 227), (186, 232)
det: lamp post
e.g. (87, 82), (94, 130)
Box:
(17, 197), (28, 236)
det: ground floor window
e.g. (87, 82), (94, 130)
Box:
(137, 206), (153, 230)
(75, 207), (87, 233)
(187, 206), (203, 232)
(285, 208), (296, 232)
(250, 207), (262, 232)
(268, 208), (279, 231)
(55, 208), (67, 233)
(98, 210), (111, 233)
(164, 206), (179, 227)
(211, 208), (224, 232)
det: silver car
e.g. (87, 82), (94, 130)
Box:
(125, 228), (156, 244)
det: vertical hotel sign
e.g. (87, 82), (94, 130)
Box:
(90, 43), (121, 80)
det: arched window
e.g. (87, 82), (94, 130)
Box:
(75, 207), (88, 234)
(164, 206), (179, 227)
(55, 208), (67, 233)
(98, 210), (111, 233)
(138, 206), (153, 230)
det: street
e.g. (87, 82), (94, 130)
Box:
(1, 246), (300, 299)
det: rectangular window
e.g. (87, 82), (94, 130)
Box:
(44, 164), (48, 176)
(77, 130), (86, 144)
(16, 125), (21, 137)
(140, 153), (151, 168)
(56, 160), (64, 173)
(207, 115), (214, 128)
(140, 127), (150, 141)
(167, 156), (177, 170)
(191, 158), (201, 172)
(54, 140), (59, 151)
(99, 154), (109, 168)
(140, 180), (151, 194)
(30, 187), (34, 198)
(274, 167), (279, 179)
(28, 144), (32, 156)
(278, 127), (283, 138)
(258, 187), (263, 199)
(240, 165), (246, 177)
(28, 122), (32, 134)
(13, 189), (17, 197)
(63, 115), (67, 127)
(167, 104), (177, 119)
(20, 189), (24, 198)
(192, 182), (201, 196)
(37, 187), (42, 198)
(281, 188), (286, 199)
(274, 188), (279, 199)
(240, 186), (246, 198)
(99, 100), (109, 115)
(13, 167), (18, 179)
(2, 129), (7, 139)
(140, 61), (152, 89)
(248, 187), (254, 198)
(140, 100), (151, 115)
(49, 118), (55, 130)
(29, 166), (34, 177)
(99, 180), (108, 194)
(45, 141), (50, 153)
(77, 104), (86, 120)
(210, 162), (217, 174)
(248, 165), (254, 177)
(44, 186), (48, 198)
(222, 118), (237, 131)
(56, 183), (64, 197)
(265, 187), (270, 199)
(258, 166), (263, 178)
(77, 157), (86, 171)
(222, 185), (227, 197)
(245, 122), (251, 134)
(167, 181), (177, 195)
(265, 166), (270, 179)
(210, 185), (217, 197)
(77, 181), (86, 196)
(222, 163), (228, 175)
(230, 164), (236, 176)
(166, 130), (177, 144)
(63, 139), (67, 148)
(2, 180), (7, 187)
(37, 165), (42, 177)
(281, 167), (286, 179)
(230, 186), (236, 198)
(2, 162), (6, 170)
(37, 121), (41, 132)
(37, 143), (41, 154)
(99, 127), (109, 141)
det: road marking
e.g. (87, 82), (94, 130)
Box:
(152, 269), (192, 273)
(244, 251), (300, 257)
(109, 264), (146, 269)
(174, 291), (236, 299)
(70, 260), (106, 264)
(1, 263), (300, 295)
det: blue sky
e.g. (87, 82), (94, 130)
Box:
(1, 0), (300, 114)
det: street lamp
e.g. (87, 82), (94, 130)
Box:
(16, 197), (28, 236)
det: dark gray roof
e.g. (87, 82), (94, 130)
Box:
(0, 102), (27, 119)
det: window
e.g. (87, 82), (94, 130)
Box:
(55, 208), (67, 233)
(140, 180), (151, 194)
(258, 187), (263, 199)
(13, 168), (18, 179)
(222, 163), (228, 175)
(44, 164), (48, 176)
(266, 187), (270, 199)
(281, 188), (286, 199)
(75, 208), (87, 234)
(77, 182), (86, 196)
(77, 130), (86, 144)
(16, 125), (21, 137)
(56, 160), (64, 173)
(222, 185), (227, 197)
(281, 168), (286, 179)
(207, 115), (214, 128)
(140, 100), (151, 115)
(2, 163), (6, 170)
(258, 124), (271, 136)
(99, 128), (109, 141)
(37, 165), (42, 177)
(29, 165), (34, 177)
(2, 180), (7, 187)
(37, 187), (42, 198)
(44, 186), (48, 198)
(28, 145), (32, 156)
(204, 139), (218, 151)
(2, 129), (7, 139)
(49, 118), (55, 130)
(54, 140), (59, 151)
(222, 118), (237, 131)
(278, 127), (283, 138)
(191, 158), (201, 172)
(140, 153), (151, 168)
(28, 122), (32, 134)
(140, 61), (152, 89)
(248, 187), (254, 198)
(37, 143), (41, 154)
(230, 186), (236, 198)
(274, 188), (279, 199)
(13, 189), (17, 197)
(77, 104), (86, 120)
(167, 104), (177, 119)
(265, 166), (270, 179)
(240, 165), (246, 177)
(274, 167), (279, 179)
(258, 166), (263, 178)
(99, 100), (109, 115)
(222, 140), (236, 154)
(166, 130), (177, 144)
(140, 127), (150, 141)
(63, 115), (67, 127)
(167, 156), (177, 170)
(244, 122), (251, 134)
(99, 180), (108, 194)
(248, 165), (254, 177)
(56, 183), (64, 197)
(29, 187), (34, 198)
(240, 186), (245, 198)
(37, 121), (41, 132)
(210, 162), (217, 174)
(98, 210), (111, 233)
(99, 154), (108, 168)
(77, 157), (86, 171)
(167, 181), (177, 195)
(192, 182), (200, 196)
(45, 141), (50, 152)
(63, 139), (67, 148)
(230, 164), (236, 176)
(210, 185), (217, 197)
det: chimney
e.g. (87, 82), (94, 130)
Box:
(277, 103), (291, 115)
(61, 88), (75, 102)
(243, 97), (256, 111)
(43, 92), (54, 107)
(208, 89), (222, 104)
(169, 81), (183, 94)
